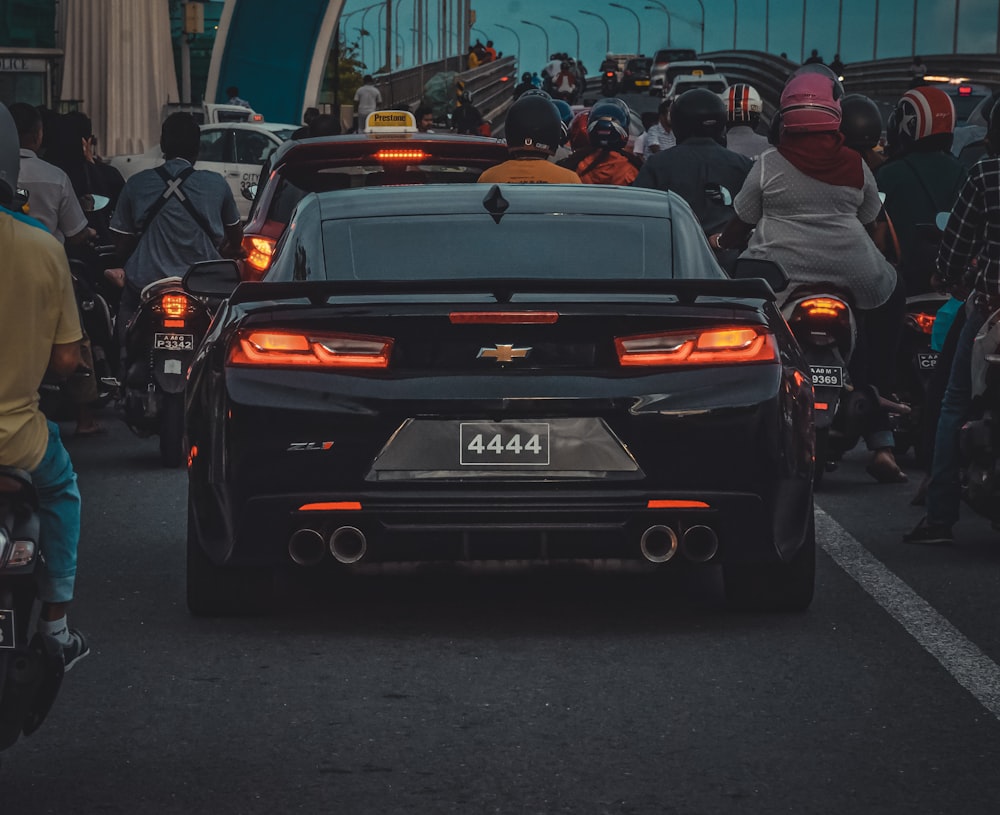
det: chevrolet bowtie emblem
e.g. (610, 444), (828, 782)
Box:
(478, 344), (531, 363)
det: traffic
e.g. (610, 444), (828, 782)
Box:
(2, 9), (1000, 811)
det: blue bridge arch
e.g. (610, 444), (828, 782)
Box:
(205, 0), (345, 125)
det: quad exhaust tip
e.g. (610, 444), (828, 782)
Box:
(640, 525), (679, 563)
(681, 525), (719, 562)
(288, 529), (325, 566)
(329, 526), (367, 564)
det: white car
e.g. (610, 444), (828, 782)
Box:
(663, 73), (729, 103)
(109, 121), (298, 219)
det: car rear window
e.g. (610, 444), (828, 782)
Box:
(654, 49), (697, 63)
(627, 59), (651, 72)
(316, 214), (717, 281)
(268, 163), (490, 224)
(951, 93), (987, 125)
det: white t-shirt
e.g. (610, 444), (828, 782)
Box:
(354, 84), (382, 119)
(17, 149), (88, 243)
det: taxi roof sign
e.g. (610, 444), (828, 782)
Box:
(364, 110), (418, 134)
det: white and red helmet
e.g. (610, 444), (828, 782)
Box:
(892, 86), (956, 146)
(723, 84), (763, 126)
(779, 73), (842, 134)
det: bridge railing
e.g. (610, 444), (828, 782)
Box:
(841, 53), (1000, 99)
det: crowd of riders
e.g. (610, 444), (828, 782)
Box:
(484, 64), (999, 545)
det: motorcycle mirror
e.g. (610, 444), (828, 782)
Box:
(730, 257), (789, 293)
(183, 259), (242, 299)
(242, 184), (257, 201)
(935, 211), (950, 231)
(80, 194), (110, 213)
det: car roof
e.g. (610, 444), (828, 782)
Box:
(307, 183), (684, 222)
(267, 132), (508, 168)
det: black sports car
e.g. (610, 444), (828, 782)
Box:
(182, 184), (815, 615)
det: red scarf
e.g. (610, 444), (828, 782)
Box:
(777, 131), (864, 189)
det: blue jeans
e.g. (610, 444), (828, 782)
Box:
(31, 421), (82, 604)
(926, 301), (990, 528)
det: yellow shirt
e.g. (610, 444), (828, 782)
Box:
(478, 159), (582, 184)
(0, 212), (82, 469)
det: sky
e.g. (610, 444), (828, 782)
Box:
(339, 0), (1000, 77)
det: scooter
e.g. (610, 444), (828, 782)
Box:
(601, 71), (619, 97)
(121, 278), (213, 467)
(0, 467), (65, 755)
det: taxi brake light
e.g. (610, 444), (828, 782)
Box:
(243, 235), (276, 276)
(228, 329), (393, 369)
(449, 311), (559, 324)
(615, 326), (777, 367)
(160, 293), (190, 318)
(374, 149), (431, 161)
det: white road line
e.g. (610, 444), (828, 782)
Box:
(816, 506), (1000, 721)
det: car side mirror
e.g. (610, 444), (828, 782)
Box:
(242, 184), (257, 201)
(183, 259), (242, 298)
(731, 257), (789, 293)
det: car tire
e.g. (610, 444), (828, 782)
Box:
(159, 392), (185, 468)
(723, 513), (816, 612)
(186, 500), (274, 617)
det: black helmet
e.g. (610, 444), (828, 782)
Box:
(840, 94), (883, 152)
(504, 94), (562, 156)
(587, 98), (631, 150)
(521, 72), (531, 82)
(670, 88), (727, 144)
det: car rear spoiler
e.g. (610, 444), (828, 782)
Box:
(227, 277), (779, 307)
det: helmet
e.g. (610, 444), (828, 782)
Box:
(786, 63), (845, 101)
(723, 83), (763, 127)
(569, 109), (591, 150)
(518, 88), (552, 101)
(840, 94), (883, 151)
(888, 86), (956, 153)
(521, 72), (531, 82)
(670, 88), (727, 143)
(587, 98), (630, 149)
(0, 103), (18, 207)
(551, 99), (573, 145)
(503, 94), (562, 155)
(779, 72), (842, 134)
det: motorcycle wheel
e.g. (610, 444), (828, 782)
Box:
(159, 392), (185, 468)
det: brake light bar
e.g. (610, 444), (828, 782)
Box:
(615, 326), (776, 367)
(228, 329), (393, 369)
(298, 501), (363, 511)
(374, 149), (430, 161)
(449, 311), (559, 325)
(799, 297), (848, 318)
(647, 499), (710, 509)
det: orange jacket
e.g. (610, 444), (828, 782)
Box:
(563, 149), (642, 186)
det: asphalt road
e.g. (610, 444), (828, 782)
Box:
(3, 413), (1000, 814)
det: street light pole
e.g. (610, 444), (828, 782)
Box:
(644, 1), (671, 48)
(579, 10), (610, 54)
(496, 23), (521, 69)
(521, 19), (550, 62)
(953, 0), (961, 53)
(687, 0), (705, 54)
(608, 3), (641, 55)
(551, 15), (581, 63)
(733, 0), (738, 50)
(873, 0), (880, 60)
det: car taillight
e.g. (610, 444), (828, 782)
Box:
(449, 311), (559, 324)
(375, 149), (430, 161)
(905, 312), (936, 334)
(615, 326), (776, 367)
(227, 329), (393, 369)
(243, 235), (276, 276)
(797, 297), (849, 318)
(155, 293), (191, 318)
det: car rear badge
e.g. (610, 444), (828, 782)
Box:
(477, 344), (531, 363)
(287, 442), (335, 452)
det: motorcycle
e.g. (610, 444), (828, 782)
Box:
(601, 70), (619, 97)
(121, 277), (213, 467)
(783, 288), (909, 485)
(0, 467), (65, 755)
(961, 301), (1000, 526)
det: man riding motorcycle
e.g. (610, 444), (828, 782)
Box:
(723, 83), (770, 159)
(0, 102), (88, 671)
(557, 99), (643, 186)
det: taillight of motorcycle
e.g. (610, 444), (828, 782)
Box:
(788, 296), (852, 347)
(905, 312), (936, 334)
(150, 293), (194, 324)
(227, 329), (393, 369)
(615, 326), (777, 367)
(798, 297), (848, 318)
(243, 235), (277, 279)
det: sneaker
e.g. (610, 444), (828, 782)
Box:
(902, 518), (954, 546)
(62, 629), (90, 672)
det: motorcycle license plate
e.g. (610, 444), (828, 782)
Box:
(917, 352), (938, 370)
(810, 365), (844, 387)
(154, 332), (195, 352)
(0, 608), (15, 649)
(460, 422), (550, 466)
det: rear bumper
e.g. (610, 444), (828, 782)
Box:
(206, 487), (811, 568)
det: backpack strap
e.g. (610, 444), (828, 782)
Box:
(138, 165), (218, 245)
